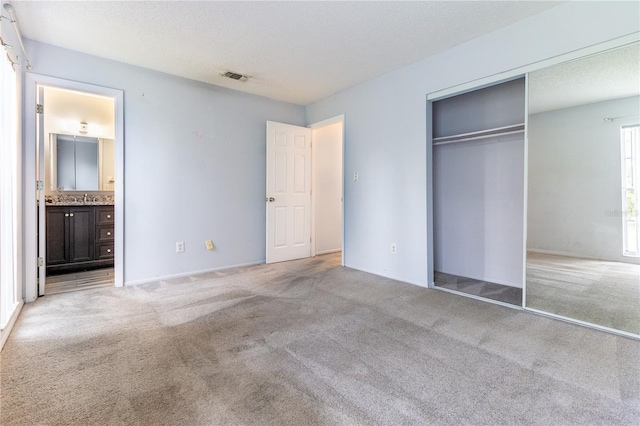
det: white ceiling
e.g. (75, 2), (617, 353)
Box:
(528, 42), (640, 114)
(10, 1), (563, 105)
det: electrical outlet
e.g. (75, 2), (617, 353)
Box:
(391, 243), (397, 254)
(176, 241), (185, 253)
(353, 171), (359, 181)
(205, 240), (214, 250)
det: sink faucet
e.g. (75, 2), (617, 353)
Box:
(84, 193), (88, 204)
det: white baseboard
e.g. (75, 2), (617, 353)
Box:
(345, 264), (428, 289)
(1, 300), (24, 351)
(527, 248), (640, 265)
(527, 248), (599, 258)
(124, 260), (265, 286)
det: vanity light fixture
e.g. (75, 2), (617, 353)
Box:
(65, 121), (90, 134)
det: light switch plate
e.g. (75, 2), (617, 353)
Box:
(205, 240), (214, 250)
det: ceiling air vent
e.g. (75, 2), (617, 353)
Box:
(221, 71), (249, 82)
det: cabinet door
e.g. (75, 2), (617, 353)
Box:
(46, 207), (68, 265)
(69, 207), (95, 263)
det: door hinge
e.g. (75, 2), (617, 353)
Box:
(36, 180), (44, 190)
(37, 257), (44, 267)
(36, 104), (43, 114)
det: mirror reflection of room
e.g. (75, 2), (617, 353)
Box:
(43, 87), (116, 295)
(526, 42), (640, 336)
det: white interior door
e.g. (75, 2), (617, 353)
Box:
(266, 121), (311, 263)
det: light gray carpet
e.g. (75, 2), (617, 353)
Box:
(1, 253), (638, 425)
(527, 252), (640, 335)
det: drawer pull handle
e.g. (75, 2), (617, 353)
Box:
(106, 249), (112, 253)
(65, 213), (69, 217)
(69, 213), (74, 217)
(107, 232), (111, 236)
(106, 215), (112, 219)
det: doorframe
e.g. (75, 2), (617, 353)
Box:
(308, 114), (345, 267)
(24, 73), (124, 302)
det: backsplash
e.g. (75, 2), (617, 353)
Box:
(45, 194), (115, 205)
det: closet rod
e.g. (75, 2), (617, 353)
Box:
(433, 129), (524, 147)
(433, 123), (524, 145)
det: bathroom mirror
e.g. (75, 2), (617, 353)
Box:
(526, 42), (640, 336)
(49, 133), (115, 191)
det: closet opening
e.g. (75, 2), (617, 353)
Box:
(429, 77), (526, 307)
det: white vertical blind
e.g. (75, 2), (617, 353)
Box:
(0, 47), (20, 331)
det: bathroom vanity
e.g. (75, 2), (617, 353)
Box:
(45, 198), (114, 276)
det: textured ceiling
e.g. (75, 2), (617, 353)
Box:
(528, 42), (640, 114)
(9, 1), (563, 105)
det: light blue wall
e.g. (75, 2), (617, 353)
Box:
(26, 41), (306, 283)
(306, 1), (640, 286)
(528, 96), (640, 264)
(23, 1), (639, 287)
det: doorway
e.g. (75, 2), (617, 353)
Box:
(265, 116), (344, 265)
(41, 87), (116, 295)
(24, 74), (124, 302)
(310, 118), (344, 260)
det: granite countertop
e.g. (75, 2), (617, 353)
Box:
(45, 194), (115, 206)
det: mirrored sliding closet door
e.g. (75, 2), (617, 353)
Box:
(526, 42), (640, 336)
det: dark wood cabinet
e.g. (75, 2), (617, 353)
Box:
(46, 205), (114, 275)
(68, 206), (95, 263)
(94, 206), (115, 261)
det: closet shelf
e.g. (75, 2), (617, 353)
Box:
(433, 123), (525, 146)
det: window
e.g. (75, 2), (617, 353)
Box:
(622, 125), (640, 257)
(0, 43), (20, 335)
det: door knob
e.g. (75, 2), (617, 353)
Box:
(266, 197), (275, 202)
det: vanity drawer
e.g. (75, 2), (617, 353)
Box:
(96, 206), (114, 224)
(96, 225), (114, 241)
(96, 243), (114, 260)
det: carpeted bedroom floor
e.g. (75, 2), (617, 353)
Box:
(526, 252), (640, 335)
(1, 253), (638, 425)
